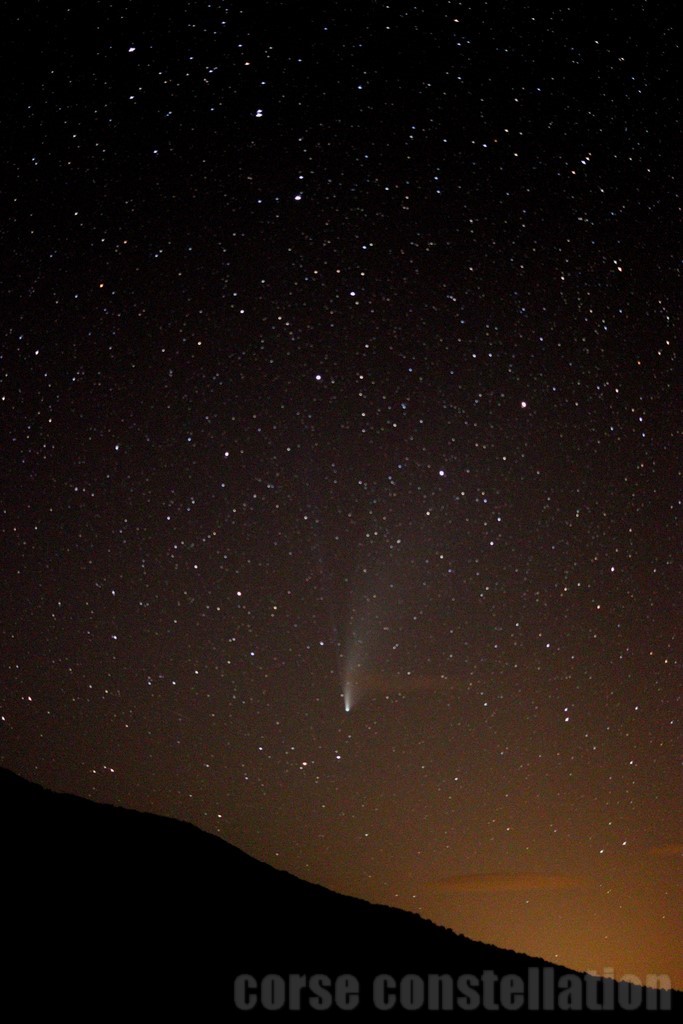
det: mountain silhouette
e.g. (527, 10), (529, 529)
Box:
(1, 767), (676, 1017)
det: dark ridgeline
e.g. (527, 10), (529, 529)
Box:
(1, 768), (676, 1017)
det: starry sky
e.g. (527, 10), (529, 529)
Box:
(1, 0), (681, 987)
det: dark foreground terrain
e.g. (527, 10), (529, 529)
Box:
(1, 768), (676, 1017)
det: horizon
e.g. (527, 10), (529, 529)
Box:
(1, 764), (677, 1000)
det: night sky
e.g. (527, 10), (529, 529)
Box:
(1, 0), (680, 987)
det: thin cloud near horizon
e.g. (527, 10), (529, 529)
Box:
(429, 872), (587, 894)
